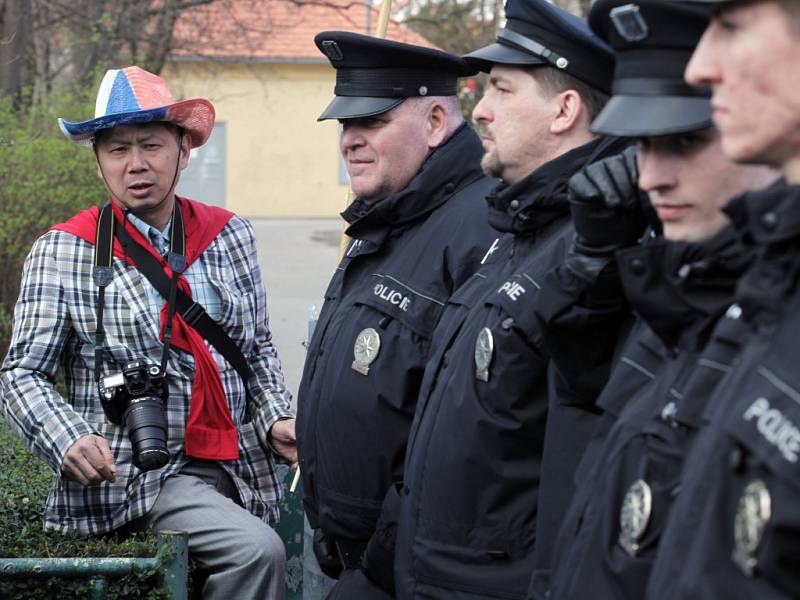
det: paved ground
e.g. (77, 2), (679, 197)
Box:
(250, 218), (344, 405)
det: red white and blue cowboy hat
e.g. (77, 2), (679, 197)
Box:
(58, 66), (215, 149)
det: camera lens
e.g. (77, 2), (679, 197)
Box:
(124, 397), (169, 470)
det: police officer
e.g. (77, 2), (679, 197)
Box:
(295, 32), (499, 598)
(644, 1), (800, 597)
(391, 2), (628, 597)
(540, 1), (778, 598)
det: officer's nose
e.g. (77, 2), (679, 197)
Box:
(472, 94), (492, 125)
(637, 145), (676, 195)
(340, 124), (366, 154)
(685, 25), (720, 88)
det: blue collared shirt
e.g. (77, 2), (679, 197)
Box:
(127, 212), (222, 361)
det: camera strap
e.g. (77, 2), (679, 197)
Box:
(92, 202), (116, 384)
(93, 202), (254, 389)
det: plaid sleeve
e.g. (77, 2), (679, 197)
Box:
(0, 233), (97, 473)
(233, 219), (295, 450)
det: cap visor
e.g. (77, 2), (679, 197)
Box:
(591, 95), (713, 137)
(318, 96), (405, 121)
(463, 42), (547, 72)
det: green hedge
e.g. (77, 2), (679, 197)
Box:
(0, 417), (169, 599)
(0, 93), (106, 356)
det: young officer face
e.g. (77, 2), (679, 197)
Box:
(94, 123), (190, 228)
(339, 101), (431, 203)
(472, 65), (559, 185)
(685, 0), (800, 181)
(637, 128), (775, 242)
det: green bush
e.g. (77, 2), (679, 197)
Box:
(0, 92), (107, 356)
(0, 417), (169, 599)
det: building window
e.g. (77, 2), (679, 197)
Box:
(177, 123), (226, 206)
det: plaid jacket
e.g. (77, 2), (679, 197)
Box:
(0, 212), (294, 535)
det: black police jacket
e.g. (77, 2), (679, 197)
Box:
(394, 136), (626, 600)
(546, 226), (756, 600)
(648, 182), (800, 600)
(296, 124), (499, 543)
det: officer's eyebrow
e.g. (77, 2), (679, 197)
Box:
(489, 74), (513, 88)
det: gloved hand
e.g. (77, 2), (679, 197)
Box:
(568, 145), (648, 257)
(312, 528), (343, 580)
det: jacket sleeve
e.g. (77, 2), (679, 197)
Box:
(236, 219), (295, 450)
(535, 256), (631, 406)
(0, 233), (97, 473)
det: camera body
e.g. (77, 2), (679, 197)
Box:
(98, 361), (170, 471)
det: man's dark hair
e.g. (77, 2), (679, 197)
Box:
(777, 0), (800, 26)
(531, 67), (609, 123)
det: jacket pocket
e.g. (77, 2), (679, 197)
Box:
(722, 363), (800, 593)
(411, 527), (532, 599)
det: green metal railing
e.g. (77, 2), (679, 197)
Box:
(0, 466), (306, 599)
(0, 530), (188, 600)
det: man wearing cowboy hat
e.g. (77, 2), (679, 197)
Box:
(0, 66), (295, 599)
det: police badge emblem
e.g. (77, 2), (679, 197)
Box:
(475, 327), (494, 382)
(352, 327), (381, 375)
(733, 479), (772, 576)
(619, 479), (653, 557)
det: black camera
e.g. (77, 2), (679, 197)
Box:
(98, 361), (169, 471)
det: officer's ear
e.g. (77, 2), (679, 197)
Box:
(549, 89), (585, 136)
(425, 100), (449, 149)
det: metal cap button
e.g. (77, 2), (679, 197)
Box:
(629, 258), (646, 275)
(760, 211), (778, 230)
(509, 199), (520, 210)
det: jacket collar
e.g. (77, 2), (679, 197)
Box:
(618, 226), (753, 351)
(724, 180), (800, 322)
(724, 179), (799, 246)
(486, 136), (629, 234)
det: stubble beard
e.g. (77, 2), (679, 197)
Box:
(480, 148), (505, 180)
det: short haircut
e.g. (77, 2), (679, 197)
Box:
(530, 67), (609, 123)
(777, 0), (800, 27)
(407, 95), (464, 130)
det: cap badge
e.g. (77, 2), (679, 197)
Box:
(352, 327), (381, 375)
(475, 327), (494, 382)
(733, 479), (772, 576)
(321, 40), (344, 61)
(610, 4), (649, 42)
(619, 479), (652, 556)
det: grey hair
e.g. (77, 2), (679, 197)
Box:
(407, 95), (464, 132)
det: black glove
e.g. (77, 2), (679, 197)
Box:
(312, 528), (343, 580)
(568, 145), (648, 257)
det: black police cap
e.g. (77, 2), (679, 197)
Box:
(463, 0), (615, 94)
(589, 0), (713, 137)
(314, 31), (475, 121)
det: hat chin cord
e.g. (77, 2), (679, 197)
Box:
(93, 129), (185, 227)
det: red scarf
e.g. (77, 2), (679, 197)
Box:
(53, 196), (240, 461)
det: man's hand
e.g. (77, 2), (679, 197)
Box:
(61, 434), (116, 485)
(568, 146), (648, 256)
(269, 418), (297, 468)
